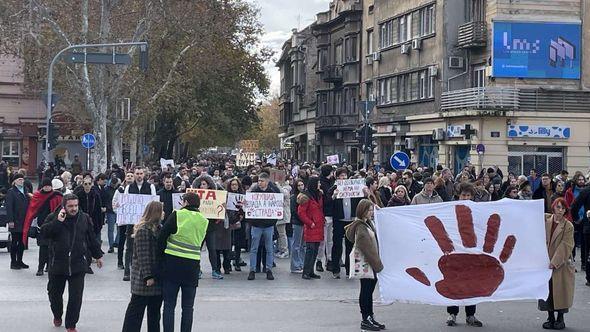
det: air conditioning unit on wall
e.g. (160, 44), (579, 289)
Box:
(432, 128), (446, 141)
(449, 56), (464, 69)
(405, 137), (415, 150)
(372, 52), (381, 62)
(412, 38), (422, 50)
(429, 65), (438, 77)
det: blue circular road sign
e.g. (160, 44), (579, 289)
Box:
(81, 133), (96, 149)
(390, 151), (410, 171)
(476, 143), (485, 154)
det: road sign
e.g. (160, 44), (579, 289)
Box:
(142, 145), (150, 155)
(65, 52), (132, 65)
(476, 143), (485, 154)
(390, 151), (410, 171)
(81, 133), (96, 149)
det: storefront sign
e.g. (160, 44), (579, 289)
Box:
(507, 125), (571, 139)
(447, 125), (464, 138)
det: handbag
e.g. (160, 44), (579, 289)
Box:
(348, 230), (375, 279)
(28, 218), (39, 239)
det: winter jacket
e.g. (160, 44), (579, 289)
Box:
(5, 185), (30, 233)
(103, 185), (118, 214)
(42, 211), (103, 276)
(435, 186), (452, 202)
(387, 195), (410, 207)
(74, 188), (103, 234)
(22, 190), (62, 246)
(544, 215), (575, 310)
(378, 186), (392, 206)
(329, 184), (363, 222)
(131, 225), (162, 297)
(405, 180), (423, 200)
(570, 187), (590, 234)
(411, 190), (443, 205)
(319, 176), (335, 217)
(290, 194), (302, 225)
(158, 187), (178, 221)
(345, 218), (383, 273)
(564, 186), (585, 222)
(534, 184), (556, 213)
(297, 193), (325, 243)
(474, 188), (491, 202)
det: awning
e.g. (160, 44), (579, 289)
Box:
(405, 130), (433, 137)
(284, 132), (306, 141)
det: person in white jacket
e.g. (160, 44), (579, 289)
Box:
(275, 179), (292, 259)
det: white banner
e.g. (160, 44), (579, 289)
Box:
(236, 152), (257, 167)
(172, 193), (184, 211)
(117, 194), (160, 225)
(160, 158), (175, 170)
(327, 154), (339, 165)
(244, 192), (284, 219)
(335, 179), (365, 199)
(375, 199), (551, 306)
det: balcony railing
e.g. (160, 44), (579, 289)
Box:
(457, 21), (487, 48)
(320, 65), (343, 83)
(519, 89), (590, 112)
(441, 87), (519, 111)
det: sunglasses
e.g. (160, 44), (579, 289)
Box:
(83, 183), (92, 186)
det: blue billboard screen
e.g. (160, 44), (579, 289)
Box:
(492, 21), (581, 79)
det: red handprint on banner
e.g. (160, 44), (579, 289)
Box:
(406, 205), (516, 300)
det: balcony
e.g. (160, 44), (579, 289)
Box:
(316, 114), (359, 130)
(441, 87), (590, 113)
(441, 87), (519, 111)
(320, 65), (343, 83)
(457, 21), (487, 48)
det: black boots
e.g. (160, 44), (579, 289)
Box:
(543, 311), (565, 330)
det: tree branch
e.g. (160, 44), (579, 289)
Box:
(148, 40), (197, 105)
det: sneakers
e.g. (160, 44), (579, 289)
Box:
(466, 316), (483, 327)
(368, 316), (385, 330)
(36, 270), (44, 276)
(247, 271), (255, 280)
(332, 272), (341, 279)
(10, 263), (21, 270)
(123, 275), (130, 281)
(315, 260), (324, 272)
(310, 273), (321, 279)
(291, 269), (303, 274)
(446, 314), (457, 326)
(53, 318), (62, 327)
(361, 319), (381, 331)
(302, 274), (312, 280)
(19, 262), (29, 269)
(266, 270), (274, 280)
(234, 265), (242, 272)
(212, 271), (224, 280)
(276, 251), (289, 259)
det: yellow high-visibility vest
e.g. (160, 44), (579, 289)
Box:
(165, 209), (209, 260)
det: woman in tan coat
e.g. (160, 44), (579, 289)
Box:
(540, 197), (575, 330)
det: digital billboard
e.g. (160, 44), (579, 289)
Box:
(492, 21), (581, 79)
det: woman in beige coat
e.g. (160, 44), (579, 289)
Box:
(540, 197), (575, 330)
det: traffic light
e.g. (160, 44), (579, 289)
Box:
(139, 43), (149, 73)
(47, 122), (60, 151)
(355, 124), (367, 145)
(364, 125), (378, 153)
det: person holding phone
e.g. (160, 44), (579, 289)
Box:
(41, 193), (104, 332)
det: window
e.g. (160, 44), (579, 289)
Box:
(367, 30), (374, 54)
(399, 16), (407, 43)
(379, 20), (393, 48)
(2, 141), (20, 166)
(335, 43), (343, 65)
(349, 87), (357, 114)
(317, 49), (327, 71)
(472, 65), (486, 88)
(291, 63), (297, 87)
(334, 91), (342, 114)
(343, 89), (349, 114)
(366, 82), (375, 101)
(420, 5), (436, 36)
(318, 93), (328, 115)
(377, 69), (435, 105)
(345, 35), (358, 62)
(468, 0), (486, 22)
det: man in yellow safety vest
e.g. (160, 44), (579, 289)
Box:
(158, 192), (209, 332)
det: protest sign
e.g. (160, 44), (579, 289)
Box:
(335, 179), (366, 199)
(269, 169), (286, 184)
(327, 154), (340, 165)
(239, 140), (259, 152)
(244, 192), (284, 219)
(160, 158), (175, 170)
(236, 152), (257, 167)
(184, 188), (227, 219)
(172, 193), (184, 210)
(116, 194), (160, 225)
(375, 199), (550, 306)
(226, 192), (245, 211)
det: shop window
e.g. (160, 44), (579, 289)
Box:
(508, 146), (564, 176)
(2, 141), (20, 166)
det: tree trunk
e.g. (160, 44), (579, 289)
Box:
(92, 102), (108, 172)
(165, 136), (176, 159)
(110, 127), (123, 167)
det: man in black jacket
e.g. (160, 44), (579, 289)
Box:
(6, 173), (30, 269)
(570, 187), (590, 286)
(158, 174), (177, 222)
(74, 177), (103, 274)
(247, 172), (281, 281)
(42, 193), (103, 331)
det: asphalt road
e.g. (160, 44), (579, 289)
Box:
(0, 234), (589, 332)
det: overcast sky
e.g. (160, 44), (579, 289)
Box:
(249, 0), (331, 98)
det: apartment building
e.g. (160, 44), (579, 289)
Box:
(363, 0), (590, 174)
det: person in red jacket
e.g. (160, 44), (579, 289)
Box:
(297, 176), (325, 280)
(22, 178), (63, 275)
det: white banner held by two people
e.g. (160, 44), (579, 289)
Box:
(116, 194), (160, 225)
(374, 199), (551, 306)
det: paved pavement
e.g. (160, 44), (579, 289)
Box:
(0, 234), (589, 332)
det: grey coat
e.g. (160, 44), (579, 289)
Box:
(130, 226), (162, 296)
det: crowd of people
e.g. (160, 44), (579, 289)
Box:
(1, 154), (587, 331)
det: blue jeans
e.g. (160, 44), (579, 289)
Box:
(290, 224), (304, 272)
(105, 212), (117, 248)
(250, 226), (274, 272)
(162, 280), (197, 332)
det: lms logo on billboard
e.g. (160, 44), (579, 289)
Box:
(493, 21), (581, 79)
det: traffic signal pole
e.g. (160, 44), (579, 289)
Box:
(363, 104), (369, 170)
(45, 41), (148, 161)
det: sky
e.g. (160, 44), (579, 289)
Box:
(249, 0), (331, 98)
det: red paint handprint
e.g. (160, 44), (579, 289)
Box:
(406, 205), (516, 300)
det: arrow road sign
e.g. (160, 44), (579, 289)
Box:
(390, 151), (410, 171)
(81, 133), (96, 149)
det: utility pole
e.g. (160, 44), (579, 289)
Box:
(45, 41), (148, 161)
(359, 100), (375, 170)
